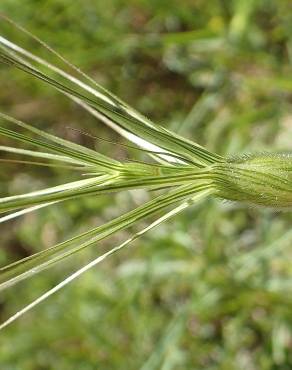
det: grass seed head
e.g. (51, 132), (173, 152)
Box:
(213, 153), (292, 208)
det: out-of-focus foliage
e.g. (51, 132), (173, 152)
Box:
(1, 0), (292, 369)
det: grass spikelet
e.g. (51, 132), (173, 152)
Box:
(0, 15), (291, 331)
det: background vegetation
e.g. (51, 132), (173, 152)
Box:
(1, 0), (292, 368)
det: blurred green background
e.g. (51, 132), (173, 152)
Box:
(1, 0), (292, 369)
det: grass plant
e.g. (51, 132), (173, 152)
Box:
(0, 15), (291, 332)
(1, 3), (292, 368)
